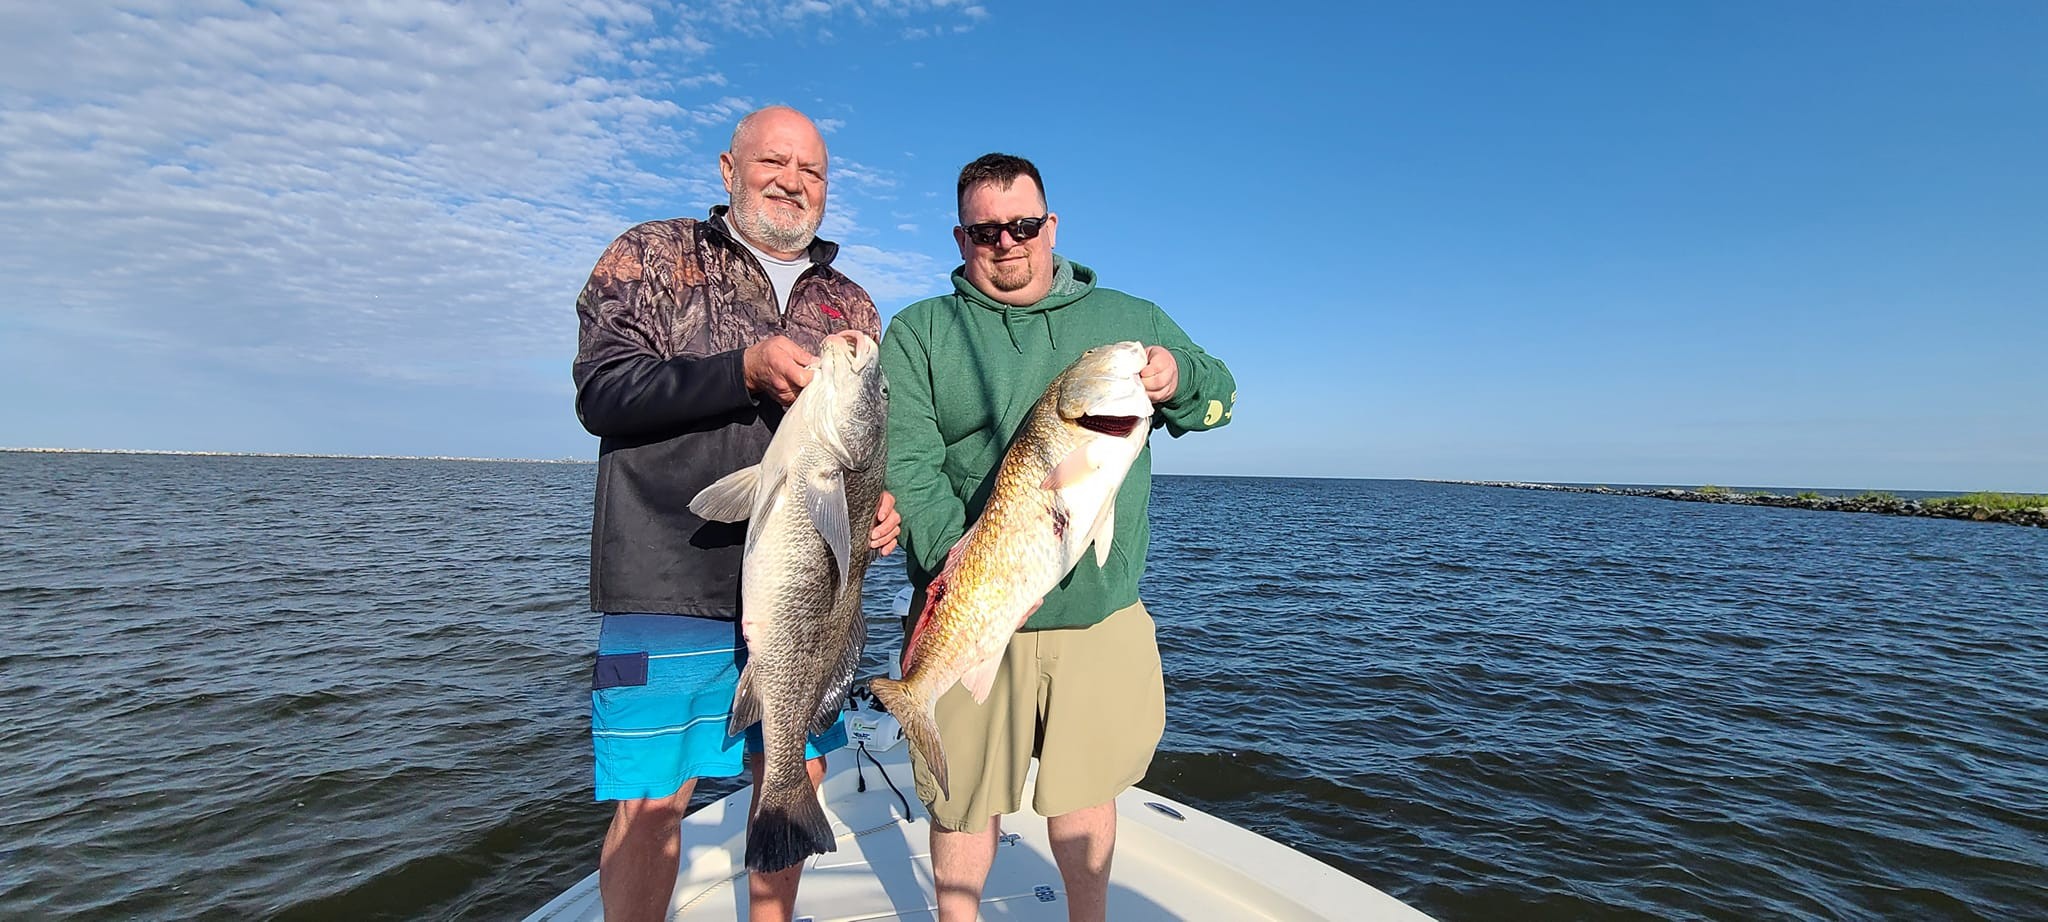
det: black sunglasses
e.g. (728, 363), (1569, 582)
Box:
(959, 215), (1049, 246)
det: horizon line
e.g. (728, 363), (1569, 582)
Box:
(3, 447), (2020, 495)
(0, 446), (586, 464)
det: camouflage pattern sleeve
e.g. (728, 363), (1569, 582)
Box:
(572, 223), (754, 439)
(848, 287), (881, 341)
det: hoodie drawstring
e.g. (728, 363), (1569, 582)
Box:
(999, 308), (1059, 353)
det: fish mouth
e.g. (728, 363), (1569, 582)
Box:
(1078, 415), (1141, 437)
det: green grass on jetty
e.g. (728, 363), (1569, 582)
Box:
(1700, 487), (2046, 510)
(1454, 480), (2047, 528)
(1922, 492), (2048, 513)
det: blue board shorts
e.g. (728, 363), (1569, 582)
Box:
(591, 613), (848, 802)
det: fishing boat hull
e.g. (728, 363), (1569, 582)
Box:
(525, 739), (1431, 921)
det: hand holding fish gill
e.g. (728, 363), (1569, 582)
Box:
(743, 334), (818, 407)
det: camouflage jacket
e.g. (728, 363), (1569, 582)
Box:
(573, 206), (880, 617)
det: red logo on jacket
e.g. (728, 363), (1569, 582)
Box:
(818, 301), (845, 320)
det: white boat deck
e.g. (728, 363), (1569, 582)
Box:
(524, 740), (1432, 921)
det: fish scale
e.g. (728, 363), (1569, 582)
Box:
(870, 341), (1153, 800)
(688, 332), (888, 874)
(744, 439), (881, 738)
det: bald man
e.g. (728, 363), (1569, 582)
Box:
(572, 105), (900, 922)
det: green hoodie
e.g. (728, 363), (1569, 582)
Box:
(881, 256), (1236, 630)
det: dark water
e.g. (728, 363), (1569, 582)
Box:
(2, 454), (2043, 921)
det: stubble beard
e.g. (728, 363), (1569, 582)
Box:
(987, 256), (1033, 293)
(730, 192), (819, 254)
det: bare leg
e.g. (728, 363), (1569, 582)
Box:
(1047, 801), (1116, 922)
(931, 816), (1001, 922)
(600, 781), (697, 922)
(746, 752), (830, 922)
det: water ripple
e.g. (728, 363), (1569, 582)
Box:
(1, 459), (2044, 919)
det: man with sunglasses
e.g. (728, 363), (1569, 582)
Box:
(573, 105), (901, 922)
(880, 153), (1237, 922)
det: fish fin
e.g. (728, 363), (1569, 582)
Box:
(689, 465), (762, 523)
(745, 784), (837, 873)
(812, 620), (866, 735)
(1039, 442), (1102, 490)
(811, 693), (847, 737)
(727, 662), (763, 738)
(960, 650), (1005, 705)
(868, 676), (948, 801)
(806, 467), (853, 588)
(968, 600), (1039, 698)
(1089, 501), (1117, 568)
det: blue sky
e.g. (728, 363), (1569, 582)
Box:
(2, 2), (2042, 491)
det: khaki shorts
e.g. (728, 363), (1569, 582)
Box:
(906, 600), (1166, 833)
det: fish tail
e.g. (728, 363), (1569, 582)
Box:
(746, 783), (836, 874)
(867, 676), (949, 801)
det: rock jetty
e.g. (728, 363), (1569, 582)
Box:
(1440, 481), (2048, 529)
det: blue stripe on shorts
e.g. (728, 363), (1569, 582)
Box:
(591, 613), (848, 802)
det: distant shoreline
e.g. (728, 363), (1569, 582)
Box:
(5, 452), (2037, 514)
(1437, 480), (2048, 529)
(0, 447), (589, 464)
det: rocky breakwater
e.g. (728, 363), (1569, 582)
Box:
(1443, 481), (2048, 529)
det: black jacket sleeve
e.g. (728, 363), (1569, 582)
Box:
(574, 349), (752, 439)
(571, 227), (758, 439)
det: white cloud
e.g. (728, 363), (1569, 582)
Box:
(0, 0), (971, 400)
(897, 223), (920, 232)
(835, 244), (948, 304)
(692, 0), (986, 37)
(819, 201), (863, 241)
(890, 0), (985, 40)
(0, 2), (704, 386)
(831, 158), (898, 194)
